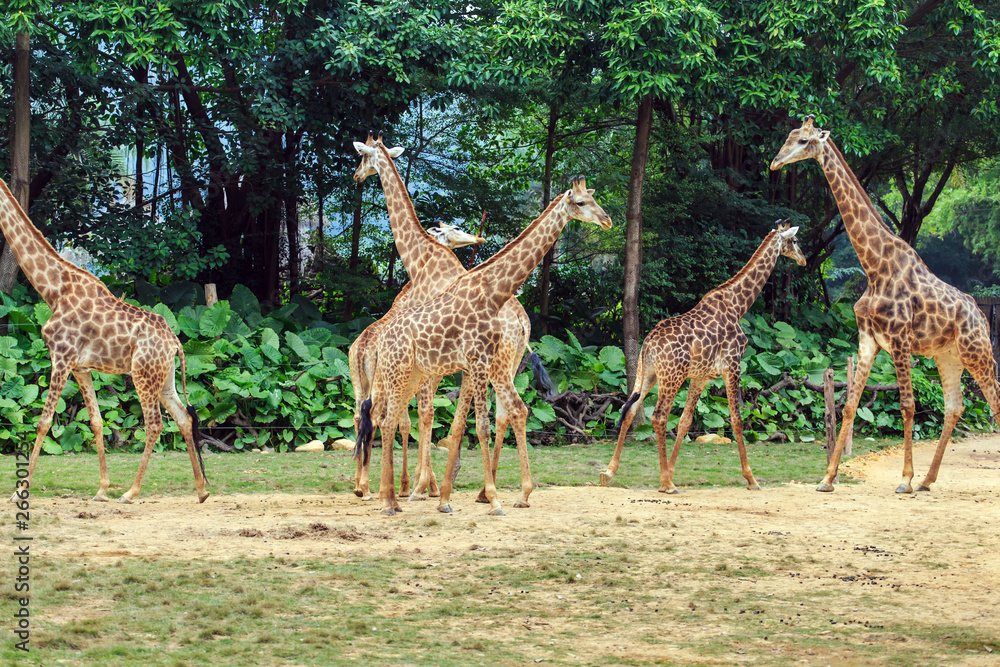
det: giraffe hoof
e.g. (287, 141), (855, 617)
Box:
(915, 484), (931, 492)
(429, 490), (440, 498)
(513, 500), (530, 509)
(658, 487), (680, 495)
(198, 492), (210, 503)
(599, 471), (612, 487)
(360, 494), (375, 502)
(475, 491), (489, 504)
(816, 483), (835, 493)
(437, 503), (453, 514)
(92, 494), (109, 503)
(895, 484), (913, 494)
(117, 495), (134, 504)
(488, 507), (506, 516)
(399, 488), (410, 498)
(408, 492), (428, 502)
(381, 508), (396, 516)
(353, 489), (365, 498)
(746, 484), (761, 491)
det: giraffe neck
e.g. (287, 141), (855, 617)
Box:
(373, 145), (464, 300)
(711, 231), (783, 316)
(819, 139), (906, 276)
(0, 179), (74, 306)
(466, 193), (570, 313)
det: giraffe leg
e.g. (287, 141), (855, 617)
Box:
(601, 352), (656, 485)
(470, 372), (503, 515)
(377, 374), (418, 515)
(119, 378), (166, 504)
(658, 378), (704, 494)
(818, 333), (880, 492)
(410, 377), (441, 501)
(495, 381), (532, 508)
(438, 381), (473, 514)
(916, 349), (965, 492)
(73, 371), (111, 501)
(889, 343), (916, 494)
(160, 370), (209, 503)
(398, 406), (412, 497)
(11, 364), (70, 503)
(477, 389), (507, 504)
(724, 367), (759, 490)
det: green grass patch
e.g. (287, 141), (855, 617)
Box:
(5, 436), (897, 501)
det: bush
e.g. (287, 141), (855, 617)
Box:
(0, 285), (993, 457)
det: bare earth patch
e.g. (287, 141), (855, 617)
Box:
(23, 435), (1000, 664)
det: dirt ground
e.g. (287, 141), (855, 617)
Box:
(28, 435), (1000, 664)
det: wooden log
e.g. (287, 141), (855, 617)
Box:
(205, 283), (218, 307)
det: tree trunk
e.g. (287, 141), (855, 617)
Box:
(0, 29), (31, 305)
(344, 182), (364, 316)
(623, 94), (653, 397)
(349, 182), (364, 271)
(893, 157), (957, 246)
(134, 65), (147, 210)
(285, 193), (300, 295)
(536, 103), (559, 335)
(284, 131), (300, 295)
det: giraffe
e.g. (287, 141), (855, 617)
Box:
(599, 222), (806, 492)
(349, 135), (553, 504)
(0, 179), (209, 504)
(770, 115), (1000, 493)
(348, 224), (484, 501)
(356, 177), (612, 516)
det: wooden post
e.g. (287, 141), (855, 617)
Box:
(845, 356), (854, 456)
(205, 283), (218, 307)
(823, 367), (836, 467)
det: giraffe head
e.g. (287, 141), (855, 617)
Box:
(427, 222), (487, 249)
(775, 220), (807, 266)
(353, 132), (404, 182)
(560, 177), (613, 229)
(769, 115), (831, 171)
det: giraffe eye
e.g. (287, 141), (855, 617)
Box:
(798, 138), (809, 145)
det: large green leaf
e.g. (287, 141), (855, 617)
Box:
(285, 332), (317, 363)
(532, 402), (557, 423)
(229, 284), (261, 319)
(151, 303), (179, 334)
(200, 302), (232, 338)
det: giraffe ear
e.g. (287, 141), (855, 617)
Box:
(817, 130), (830, 142)
(387, 146), (405, 158)
(354, 142), (376, 156)
(779, 226), (799, 239)
(586, 188), (595, 195)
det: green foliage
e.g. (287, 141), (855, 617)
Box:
(3, 286), (989, 457)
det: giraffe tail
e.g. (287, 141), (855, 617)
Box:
(187, 405), (209, 484)
(176, 338), (191, 405)
(616, 393), (641, 430)
(355, 398), (374, 465)
(527, 348), (557, 400)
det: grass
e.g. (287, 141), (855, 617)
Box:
(3, 434), (994, 665)
(2, 538), (994, 666)
(8, 434), (897, 500)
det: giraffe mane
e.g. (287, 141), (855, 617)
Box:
(374, 143), (441, 248)
(825, 138), (895, 234)
(707, 229), (780, 296)
(466, 192), (567, 275)
(0, 179), (87, 278)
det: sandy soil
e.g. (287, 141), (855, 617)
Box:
(26, 435), (1000, 664)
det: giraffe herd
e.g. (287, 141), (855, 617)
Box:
(3, 116), (998, 514)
